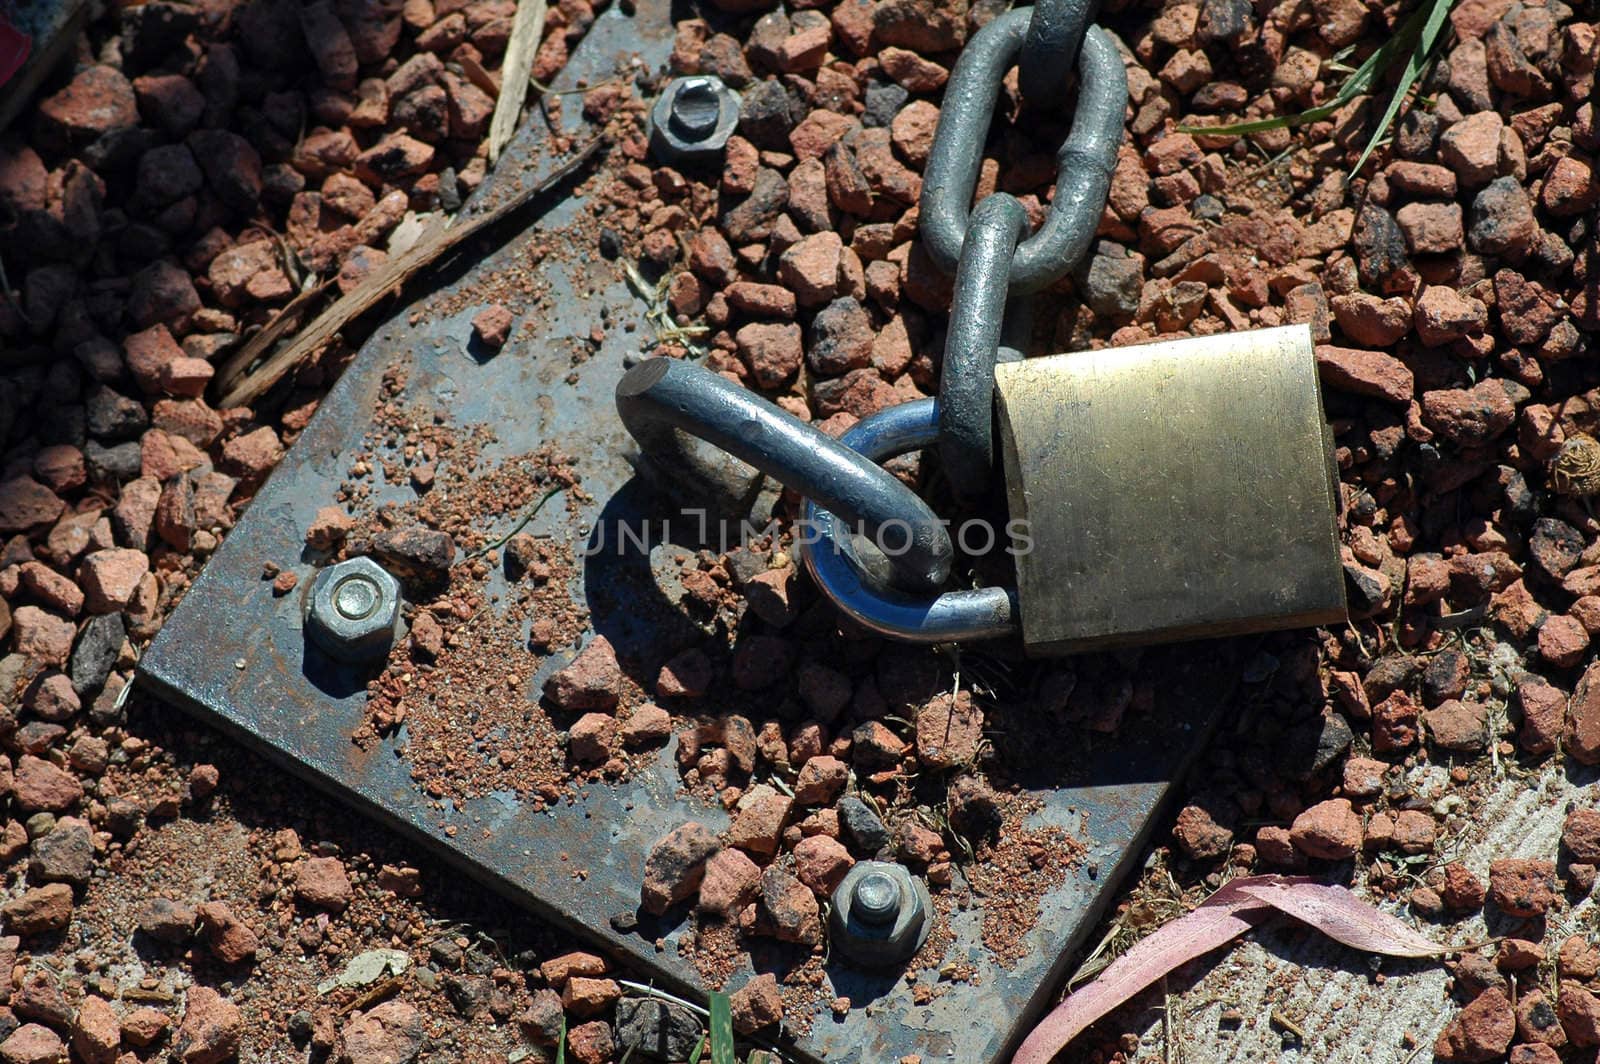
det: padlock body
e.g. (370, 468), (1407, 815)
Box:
(994, 325), (1346, 655)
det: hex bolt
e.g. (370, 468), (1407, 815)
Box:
(649, 76), (740, 166)
(304, 556), (402, 663)
(828, 860), (932, 968)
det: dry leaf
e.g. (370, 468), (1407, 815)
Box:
(1013, 875), (1453, 1064)
(1235, 879), (1445, 958)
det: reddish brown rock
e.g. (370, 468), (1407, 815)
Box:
(121, 1006), (170, 1048)
(1289, 798), (1362, 859)
(13, 755), (82, 812)
(0, 478), (65, 533)
(698, 847), (761, 915)
(1489, 859), (1557, 917)
(566, 1021), (613, 1064)
(1440, 863), (1487, 911)
(728, 785), (792, 858)
(294, 856), (352, 912)
(729, 972), (784, 1034)
(914, 690), (983, 770)
(1373, 690), (1421, 752)
(1560, 984), (1600, 1047)
(793, 834), (853, 894)
(759, 866), (821, 944)
(641, 822), (719, 915)
(568, 713), (617, 764)
(561, 977), (620, 1017)
(72, 995), (120, 1064)
(1422, 381), (1517, 448)
(1440, 111), (1506, 187)
(472, 305), (513, 350)
(38, 66), (137, 139)
(1567, 662), (1600, 764)
(793, 754), (848, 804)
(1172, 802), (1234, 860)
(1314, 346), (1414, 404)
(0, 1024), (64, 1064)
(544, 636), (621, 711)
(736, 322), (803, 389)
(172, 986), (242, 1064)
(339, 1000), (424, 1064)
(79, 548), (151, 613)
(0, 884), (73, 935)
(1396, 202), (1465, 254)
(1565, 809), (1600, 864)
(777, 230), (844, 307)
(1425, 700), (1488, 751)
(196, 901), (259, 965)
(1435, 987), (1514, 1062)
(657, 648), (713, 699)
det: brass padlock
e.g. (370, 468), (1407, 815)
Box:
(993, 324), (1346, 653)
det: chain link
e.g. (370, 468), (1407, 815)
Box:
(1019, 0), (1102, 107)
(919, 13), (1126, 293)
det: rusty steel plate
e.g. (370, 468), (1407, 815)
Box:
(137, 3), (1235, 1060)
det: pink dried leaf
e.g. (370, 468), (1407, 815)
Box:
(1011, 877), (1295, 1064)
(1235, 879), (1445, 958)
(1013, 875), (1450, 1064)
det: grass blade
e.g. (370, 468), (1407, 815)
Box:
(1348, 0), (1455, 176)
(709, 991), (736, 1064)
(556, 1015), (566, 1064)
(1180, 0), (1441, 155)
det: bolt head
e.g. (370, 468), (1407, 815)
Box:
(851, 869), (903, 925)
(650, 76), (739, 165)
(829, 860), (931, 968)
(305, 556), (402, 662)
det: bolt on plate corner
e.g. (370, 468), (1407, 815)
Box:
(649, 75), (739, 165)
(829, 861), (932, 968)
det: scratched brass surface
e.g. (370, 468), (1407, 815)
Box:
(995, 324), (1346, 655)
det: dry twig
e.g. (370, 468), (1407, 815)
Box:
(487, 0), (550, 165)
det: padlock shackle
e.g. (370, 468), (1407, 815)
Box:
(616, 358), (956, 593)
(797, 399), (1019, 643)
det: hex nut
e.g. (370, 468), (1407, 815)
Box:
(649, 76), (740, 165)
(828, 860), (931, 968)
(304, 556), (402, 662)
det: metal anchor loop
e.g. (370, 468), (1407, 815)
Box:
(1019, 0), (1102, 108)
(919, 11), (1127, 295)
(615, 357), (955, 593)
(796, 399), (1019, 645)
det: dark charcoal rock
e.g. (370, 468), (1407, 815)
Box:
(369, 527), (456, 586)
(863, 79), (909, 129)
(86, 387), (148, 441)
(737, 80), (800, 150)
(70, 613), (125, 696)
(615, 998), (701, 1060)
(1352, 203), (1410, 289)
(837, 795), (890, 854)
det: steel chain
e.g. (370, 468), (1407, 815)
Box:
(923, 7), (1127, 499)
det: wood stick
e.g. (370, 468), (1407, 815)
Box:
(212, 136), (603, 410)
(487, 0), (549, 165)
